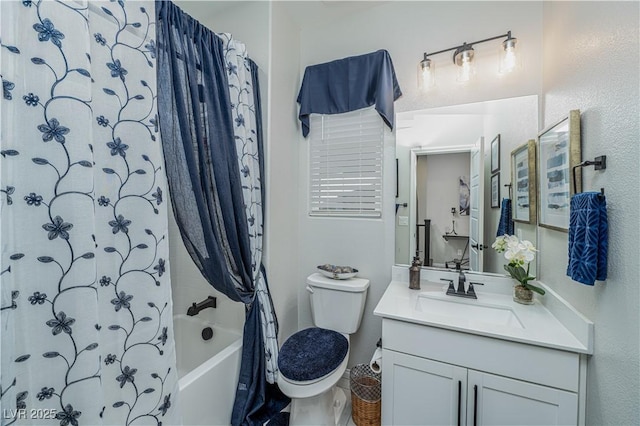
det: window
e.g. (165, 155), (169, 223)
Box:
(309, 108), (384, 217)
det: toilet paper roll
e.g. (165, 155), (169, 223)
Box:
(369, 347), (382, 374)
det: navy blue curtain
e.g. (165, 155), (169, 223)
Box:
(156, 2), (288, 424)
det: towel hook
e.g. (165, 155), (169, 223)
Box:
(503, 183), (512, 199)
(572, 155), (606, 194)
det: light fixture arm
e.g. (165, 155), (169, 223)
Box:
(422, 31), (513, 61)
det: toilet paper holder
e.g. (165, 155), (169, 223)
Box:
(369, 338), (383, 374)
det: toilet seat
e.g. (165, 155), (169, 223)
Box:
(278, 328), (350, 399)
(278, 348), (349, 399)
(278, 327), (348, 382)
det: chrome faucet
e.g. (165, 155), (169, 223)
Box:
(187, 296), (217, 316)
(441, 271), (484, 299)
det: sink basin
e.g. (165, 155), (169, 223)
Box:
(415, 293), (524, 329)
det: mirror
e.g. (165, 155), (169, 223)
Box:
(395, 95), (539, 275)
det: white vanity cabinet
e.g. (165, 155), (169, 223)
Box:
(381, 319), (585, 426)
(468, 369), (578, 425)
(383, 350), (467, 425)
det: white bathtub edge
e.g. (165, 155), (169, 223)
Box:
(179, 337), (243, 391)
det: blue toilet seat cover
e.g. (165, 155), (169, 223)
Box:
(278, 327), (348, 382)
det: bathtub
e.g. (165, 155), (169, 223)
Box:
(174, 314), (243, 426)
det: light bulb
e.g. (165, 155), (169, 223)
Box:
(456, 53), (475, 83)
(459, 58), (472, 83)
(418, 57), (435, 91)
(499, 37), (519, 75)
(454, 45), (475, 84)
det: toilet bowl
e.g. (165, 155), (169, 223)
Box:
(277, 273), (369, 425)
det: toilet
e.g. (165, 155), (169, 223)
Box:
(277, 273), (370, 425)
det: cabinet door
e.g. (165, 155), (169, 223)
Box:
(467, 370), (578, 426)
(382, 349), (467, 426)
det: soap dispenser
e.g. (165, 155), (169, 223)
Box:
(409, 255), (422, 290)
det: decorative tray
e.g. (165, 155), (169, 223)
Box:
(317, 264), (358, 280)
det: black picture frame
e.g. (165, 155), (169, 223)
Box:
(395, 158), (399, 198)
(491, 134), (501, 173)
(491, 173), (500, 208)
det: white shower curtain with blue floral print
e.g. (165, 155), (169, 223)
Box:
(219, 34), (280, 384)
(0, 1), (179, 425)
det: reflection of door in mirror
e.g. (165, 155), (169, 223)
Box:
(469, 137), (485, 272)
(413, 150), (473, 270)
(394, 95), (539, 275)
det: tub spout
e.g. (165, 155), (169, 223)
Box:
(187, 296), (217, 316)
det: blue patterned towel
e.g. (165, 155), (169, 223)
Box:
(497, 198), (514, 236)
(567, 192), (608, 285)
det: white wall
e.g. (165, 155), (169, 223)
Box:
(540, 2), (639, 424)
(298, 1), (543, 368)
(265, 3), (301, 342)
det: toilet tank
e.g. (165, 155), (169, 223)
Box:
(306, 273), (370, 334)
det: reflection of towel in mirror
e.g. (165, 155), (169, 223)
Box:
(567, 192), (608, 285)
(497, 198), (514, 236)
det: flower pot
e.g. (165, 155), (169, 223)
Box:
(513, 284), (534, 305)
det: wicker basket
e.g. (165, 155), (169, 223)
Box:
(350, 364), (381, 426)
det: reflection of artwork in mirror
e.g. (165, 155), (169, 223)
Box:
(511, 140), (537, 224)
(395, 158), (399, 198)
(491, 173), (500, 208)
(459, 176), (470, 215)
(491, 134), (501, 173)
(538, 110), (581, 231)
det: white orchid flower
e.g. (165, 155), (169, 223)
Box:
(495, 235), (537, 267)
(493, 235), (543, 295)
(492, 235), (508, 252)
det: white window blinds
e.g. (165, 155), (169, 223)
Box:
(309, 108), (384, 217)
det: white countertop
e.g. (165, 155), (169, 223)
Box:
(374, 280), (593, 355)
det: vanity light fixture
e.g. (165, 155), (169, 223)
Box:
(418, 31), (519, 90)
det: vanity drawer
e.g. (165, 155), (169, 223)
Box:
(382, 319), (580, 392)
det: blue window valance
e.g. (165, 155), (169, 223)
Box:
(297, 49), (402, 137)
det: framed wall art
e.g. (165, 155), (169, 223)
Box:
(511, 139), (537, 224)
(490, 134), (501, 173)
(490, 173), (500, 209)
(537, 110), (581, 231)
(459, 175), (470, 216)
